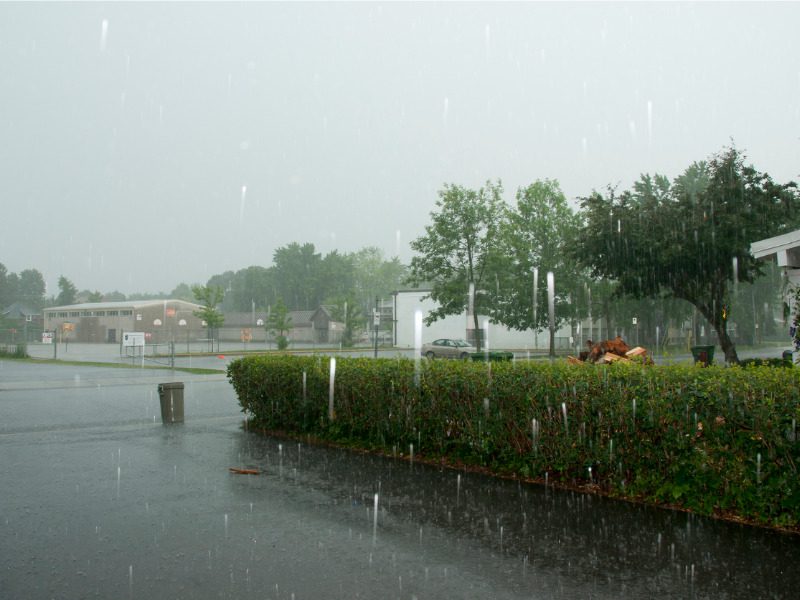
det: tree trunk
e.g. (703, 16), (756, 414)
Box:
(698, 303), (739, 364)
(473, 311), (483, 353)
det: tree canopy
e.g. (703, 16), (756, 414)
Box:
(574, 146), (799, 363)
(493, 179), (584, 350)
(56, 276), (78, 306)
(407, 180), (505, 351)
(192, 284), (225, 346)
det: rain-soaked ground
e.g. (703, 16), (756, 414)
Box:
(1, 358), (798, 599)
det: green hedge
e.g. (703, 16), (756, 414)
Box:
(227, 355), (800, 528)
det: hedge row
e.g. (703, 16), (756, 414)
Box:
(227, 355), (800, 528)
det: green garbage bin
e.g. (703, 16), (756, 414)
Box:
(158, 382), (184, 424)
(690, 345), (715, 366)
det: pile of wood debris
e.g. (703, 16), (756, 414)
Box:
(567, 336), (651, 365)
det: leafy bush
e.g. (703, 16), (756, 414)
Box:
(276, 335), (289, 351)
(0, 343), (28, 358)
(228, 355), (800, 528)
(739, 357), (793, 368)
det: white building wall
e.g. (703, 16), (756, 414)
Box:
(393, 290), (571, 351)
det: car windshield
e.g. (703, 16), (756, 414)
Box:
(454, 340), (470, 347)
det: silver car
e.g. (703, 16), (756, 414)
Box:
(421, 338), (476, 359)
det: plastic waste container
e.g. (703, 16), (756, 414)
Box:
(158, 382), (184, 423)
(690, 345), (715, 366)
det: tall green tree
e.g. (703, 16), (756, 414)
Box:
(493, 179), (584, 352)
(265, 297), (292, 350)
(0, 263), (17, 308)
(351, 247), (407, 310)
(228, 266), (274, 312)
(407, 180), (505, 351)
(272, 242), (323, 310)
(575, 147), (799, 363)
(328, 295), (364, 348)
(55, 276), (78, 306)
(192, 285), (225, 349)
(170, 282), (196, 302)
(17, 269), (45, 310)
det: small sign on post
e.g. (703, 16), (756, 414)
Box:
(123, 332), (145, 347)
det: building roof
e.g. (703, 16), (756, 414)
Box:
(2, 302), (40, 318)
(43, 299), (203, 312)
(751, 229), (800, 268)
(287, 310), (315, 327)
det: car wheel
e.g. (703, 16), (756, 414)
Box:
(460, 352), (470, 360)
(426, 351), (435, 359)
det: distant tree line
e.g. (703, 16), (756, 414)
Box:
(184, 243), (407, 317)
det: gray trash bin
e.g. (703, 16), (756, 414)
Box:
(158, 382), (184, 424)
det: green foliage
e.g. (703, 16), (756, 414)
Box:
(266, 297), (292, 350)
(16, 269), (45, 310)
(229, 356), (800, 528)
(407, 180), (506, 351)
(328, 296), (364, 347)
(55, 276), (77, 306)
(0, 343), (28, 358)
(575, 146), (800, 364)
(170, 282), (196, 302)
(192, 285), (225, 341)
(494, 179), (584, 333)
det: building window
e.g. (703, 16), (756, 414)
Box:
(70, 312), (80, 317)
(58, 312), (68, 317)
(95, 311), (105, 317)
(108, 310), (119, 316)
(82, 311), (93, 317)
(121, 310), (132, 316)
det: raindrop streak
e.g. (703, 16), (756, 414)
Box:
(239, 185), (247, 228)
(561, 402), (568, 433)
(532, 418), (539, 453)
(757, 453), (762, 484)
(128, 565), (133, 598)
(547, 272), (555, 359)
(302, 370), (307, 401)
(732, 256), (739, 296)
(100, 19), (109, 52)
(409, 443), (414, 466)
(532, 267), (538, 349)
(413, 309), (423, 386)
(116, 466), (121, 499)
(328, 358), (336, 421)
(468, 281), (475, 320)
(224, 513), (229, 538)
(372, 493), (379, 544)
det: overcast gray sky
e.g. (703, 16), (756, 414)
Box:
(1, 2), (798, 295)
